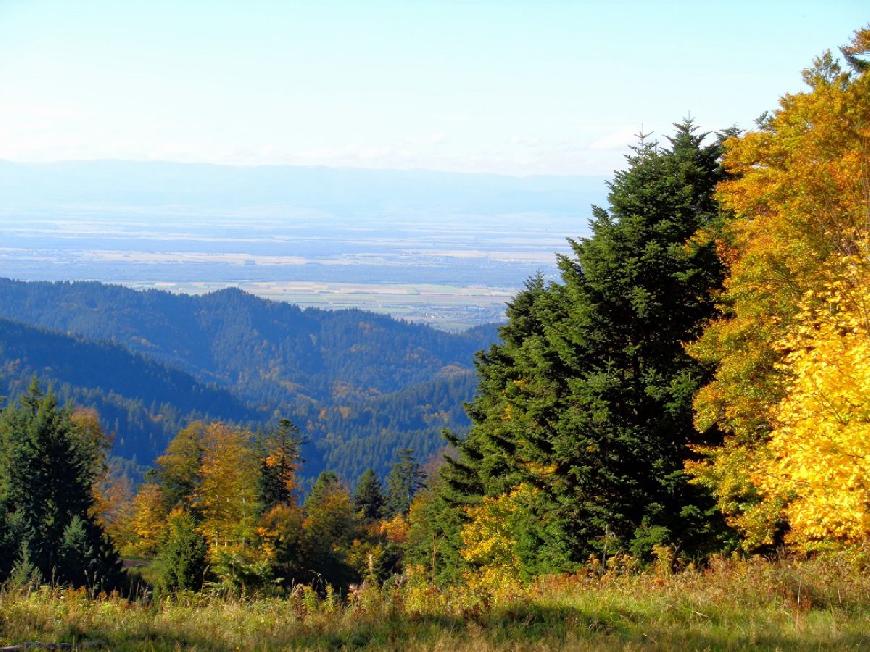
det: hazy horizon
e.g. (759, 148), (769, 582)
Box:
(0, 159), (608, 329)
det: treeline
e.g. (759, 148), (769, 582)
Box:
(0, 382), (425, 593)
(0, 315), (476, 481)
(0, 282), (497, 407)
(0, 30), (867, 596)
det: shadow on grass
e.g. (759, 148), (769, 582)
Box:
(7, 601), (870, 651)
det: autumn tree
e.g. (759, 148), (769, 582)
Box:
(688, 28), (870, 548)
(757, 250), (869, 547)
(123, 482), (167, 558)
(196, 423), (265, 588)
(156, 421), (207, 512)
(69, 408), (112, 486)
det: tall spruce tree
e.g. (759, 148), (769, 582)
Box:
(439, 121), (732, 575)
(385, 448), (425, 517)
(353, 469), (385, 522)
(258, 418), (303, 510)
(0, 380), (123, 589)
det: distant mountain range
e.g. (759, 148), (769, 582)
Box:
(0, 279), (502, 481)
(0, 160), (605, 219)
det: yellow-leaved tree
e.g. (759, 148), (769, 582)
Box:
(125, 482), (167, 557)
(688, 28), (870, 548)
(460, 484), (538, 594)
(757, 248), (869, 547)
(195, 423), (260, 563)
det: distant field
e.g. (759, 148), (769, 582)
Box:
(123, 280), (514, 330)
(0, 211), (575, 329)
(0, 162), (604, 329)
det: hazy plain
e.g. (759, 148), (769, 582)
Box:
(0, 162), (603, 329)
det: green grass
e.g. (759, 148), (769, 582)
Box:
(1, 555), (868, 651)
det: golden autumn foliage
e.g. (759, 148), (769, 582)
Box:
(93, 471), (135, 550)
(72, 409), (134, 545)
(69, 408), (112, 468)
(378, 513), (410, 544)
(757, 247), (870, 547)
(156, 420), (206, 510)
(257, 502), (304, 564)
(125, 482), (168, 557)
(460, 484), (538, 587)
(689, 28), (870, 548)
(461, 484), (535, 569)
(196, 423), (262, 554)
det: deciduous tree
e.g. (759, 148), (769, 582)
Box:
(688, 28), (870, 548)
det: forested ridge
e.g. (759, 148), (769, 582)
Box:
(0, 281), (496, 403)
(0, 28), (868, 652)
(0, 317), (258, 463)
(0, 283), (499, 480)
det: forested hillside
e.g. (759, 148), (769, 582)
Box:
(0, 281), (493, 402)
(0, 282), (500, 479)
(0, 318), (258, 462)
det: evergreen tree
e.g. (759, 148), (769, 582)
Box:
(154, 510), (208, 593)
(258, 418), (303, 510)
(353, 469), (385, 522)
(0, 380), (123, 589)
(385, 448), (425, 517)
(302, 471), (358, 589)
(442, 121), (733, 574)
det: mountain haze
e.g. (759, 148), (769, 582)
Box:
(0, 160), (605, 217)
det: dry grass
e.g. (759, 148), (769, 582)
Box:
(1, 554), (868, 651)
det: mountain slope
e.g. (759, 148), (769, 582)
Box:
(0, 280), (490, 405)
(0, 317), (258, 463)
(0, 279), (502, 480)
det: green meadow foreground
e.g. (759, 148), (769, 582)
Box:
(2, 555), (868, 651)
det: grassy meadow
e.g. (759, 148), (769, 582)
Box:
(1, 554), (868, 651)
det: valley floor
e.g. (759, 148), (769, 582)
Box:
(1, 555), (868, 651)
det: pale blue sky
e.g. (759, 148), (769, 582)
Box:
(0, 1), (865, 175)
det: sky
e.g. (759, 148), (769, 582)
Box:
(0, 1), (865, 176)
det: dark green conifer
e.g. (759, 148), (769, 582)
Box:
(302, 471), (358, 589)
(353, 469), (385, 522)
(438, 121), (733, 575)
(258, 418), (303, 509)
(385, 448), (424, 517)
(0, 380), (123, 589)
(154, 510), (208, 593)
